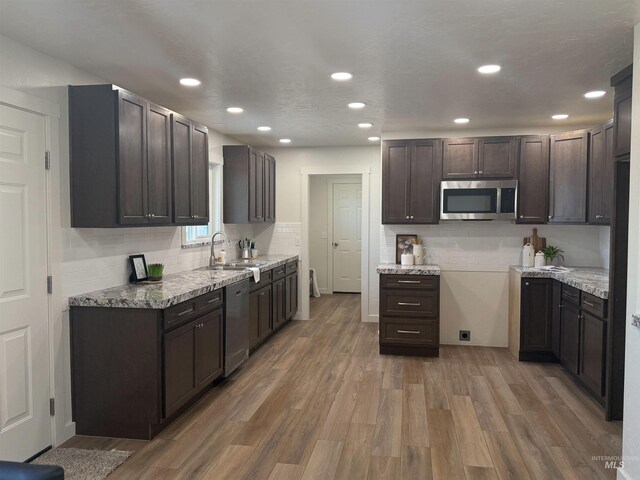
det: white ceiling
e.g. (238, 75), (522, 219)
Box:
(1, 0), (638, 146)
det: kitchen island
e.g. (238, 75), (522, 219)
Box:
(68, 254), (299, 440)
(376, 264), (441, 356)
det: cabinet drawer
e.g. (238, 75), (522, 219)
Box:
(562, 284), (581, 305)
(381, 291), (438, 317)
(285, 261), (298, 275)
(380, 318), (439, 346)
(272, 264), (286, 281)
(250, 269), (272, 292)
(381, 275), (438, 290)
(581, 293), (607, 319)
(164, 289), (223, 330)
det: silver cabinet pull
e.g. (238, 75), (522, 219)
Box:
(583, 300), (597, 308)
(398, 280), (420, 284)
(398, 302), (421, 306)
(549, 215), (553, 219)
(519, 215), (524, 219)
(397, 329), (420, 334)
(207, 296), (220, 304)
(525, 282), (530, 286)
(177, 308), (194, 317)
(479, 170), (484, 174)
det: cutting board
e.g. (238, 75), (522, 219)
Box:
(523, 228), (546, 253)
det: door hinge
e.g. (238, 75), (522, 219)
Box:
(49, 398), (55, 416)
(44, 151), (51, 170)
(47, 275), (53, 294)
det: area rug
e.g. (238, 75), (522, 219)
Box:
(32, 447), (133, 479)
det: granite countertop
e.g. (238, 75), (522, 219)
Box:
(68, 254), (299, 309)
(510, 266), (609, 299)
(376, 264), (441, 276)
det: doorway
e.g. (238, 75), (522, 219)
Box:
(0, 103), (51, 461)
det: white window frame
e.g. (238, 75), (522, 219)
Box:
(181, 163), (222, 247)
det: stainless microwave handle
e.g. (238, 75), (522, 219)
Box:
(496, 186), (502, 214)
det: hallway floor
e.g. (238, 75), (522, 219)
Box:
(64, 293), (622, 479)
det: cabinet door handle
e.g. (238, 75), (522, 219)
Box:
(398, 280), (420, 284)
(525, 282), (530, 286)
(479, 170), (483, 174)
(583, 300), (597, 308)
(397, 302), (421, 306)
(548, 215), (553, 220)
(208, 296), (220, 304)
(519, 215), (524, 219)
(410, 215), (414, 219)
(177, 307), (194, 317)
(260, 292), (266, 296)
(474, 171), (478, 175)
(397, 329), (421, 334)
(406, 216), (409, 219)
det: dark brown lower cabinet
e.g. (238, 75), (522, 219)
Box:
(272, 278), (286, 329)
(164, 308), (223, 417)
(551, 280), (562, 358)
(249, 285), (273, 349)
(286, 271), (299, 320)
(379, 274), (440, 357)
(579, 312), (606, 397)
(560, 300), (580, 375)
(519, 278), (553, 360)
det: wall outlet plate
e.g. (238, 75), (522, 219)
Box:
(459, 330), (471, 341)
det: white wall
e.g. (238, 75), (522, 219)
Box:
(309, 176), (330, 292)
(620, 24), (640, 480)
(0, 33), (240, 446)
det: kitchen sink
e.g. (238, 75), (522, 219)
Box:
(219, 262), (263, 268)
(198, 265), (250, 271)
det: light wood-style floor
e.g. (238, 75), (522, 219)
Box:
(63, 294), (622, 479)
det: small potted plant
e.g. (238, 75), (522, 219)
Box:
(147, 263), (164, 282)
(542, 245), (565, 266)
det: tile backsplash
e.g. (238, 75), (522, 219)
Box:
(381, 223), (610, 272)
(61, 222), (302, 299)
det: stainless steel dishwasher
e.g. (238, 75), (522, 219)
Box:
(224, 279), (250, 377)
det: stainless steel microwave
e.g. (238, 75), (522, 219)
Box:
(440, 180), (518, 220)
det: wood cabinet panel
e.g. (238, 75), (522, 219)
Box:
(382, 141), (411, 223)
(191, 123), (209, 223)
(380, 291), (439, 318)
(164, 321), (196, 417)
(549, 130), (589, 224)
(579, 312), (606, 397)
(265, 154), (276, 223)
(520, 278), (553, 353)
(249, 149), (265, 222)
(146, 103), (172, 224)
(588, 122), (614, 224)
(517, 136), (549, 224)
(560, 301), (580, 374)
(442, 138), (478, 179)
(249, 289), (260, 348)
(272, 278), (286, 329)
(380, 318), (439, 346)
(410, 140), (440, 223)
(171, 115), (193, 224)
(118, 90), (148, 224)
(613, 75), (632, 158)
(478, 136), (516, 178)
(551, 280), (562, 359)
(258, 285), (272, 340)
(286, 272), (299, 320)
(194, 309), (223, 389)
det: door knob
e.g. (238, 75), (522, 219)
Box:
(333, 242), (339, 247)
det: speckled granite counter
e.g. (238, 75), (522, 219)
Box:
(509, 266), (609, 299)
(376, 264), (441, 275)
(68, 254), (299, 309)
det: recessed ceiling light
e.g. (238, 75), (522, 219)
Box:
(454, 118), (470, 124)
(358, 122), (373, 128)
(331, 72), (352, 81)
(368, 136), (380, 141)
(279, 138), (292, 144)
(584, 90), (606, 99)
(179, 78), (201, 86)
(477, 65), (501, 74)
(552, 114), (569, 120)
(226, 107), (243, 114)
(348, 102), (366, 109)
(257, 126), (272, 132)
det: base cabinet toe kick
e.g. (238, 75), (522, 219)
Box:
(378, 274), (441, 357)
(69, 260), (299, 440)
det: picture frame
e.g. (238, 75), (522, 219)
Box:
(396, 234), (418, 263)
(129, 254), (148, 283)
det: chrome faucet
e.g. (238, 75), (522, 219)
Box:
(209, 231), (230, 268)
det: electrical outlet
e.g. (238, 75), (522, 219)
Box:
(295, 237), (301, 247)
(459, 330), (471, 342)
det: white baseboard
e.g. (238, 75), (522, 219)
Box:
(363, 313), (379, 323)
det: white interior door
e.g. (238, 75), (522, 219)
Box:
(332, 183), (362, 293)
(0, 104), (51, 461)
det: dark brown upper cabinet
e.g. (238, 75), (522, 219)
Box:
(548, 130), (589, 224)
(172, 114), (209, 225)
(517, 135), (550, 224)
(382, 139), (441, 224)
(442, 136), (516, 179)
(611, 65), (632, 159)
(223, 145), (276, 224)
(588, 121), (614, 225)
(69, 84), (205, 227)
